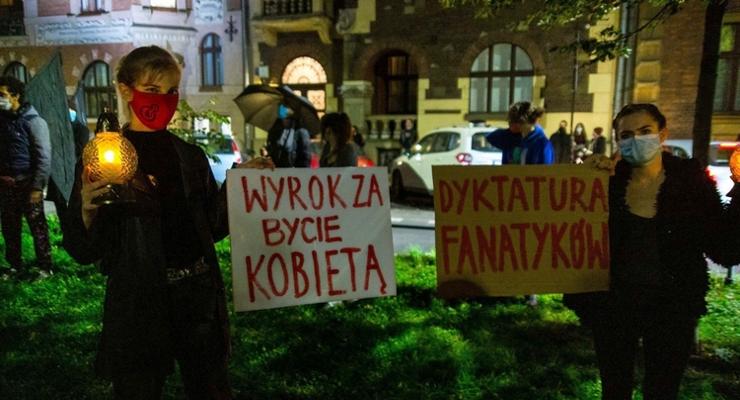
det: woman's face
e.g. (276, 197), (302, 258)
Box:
(616, 111), (667, 143)
(323, 128), (337, 147)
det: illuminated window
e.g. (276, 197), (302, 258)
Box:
(81, 0), (104, 13)
(201, 33), (223, 87)
(150, 0), (177, 8)
(3, 62), (28, 83)
(373, 51), (417, 115)
(282, 57), (327, 115)
(83, 61), (117, 117)
(469, 43), (534, 113)
(0, 0), (14, 6)
(282, 56), (327, 84)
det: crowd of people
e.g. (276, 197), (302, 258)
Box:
(1, 45), (739, 400)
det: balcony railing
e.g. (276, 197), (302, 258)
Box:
(365, 114), (417, 140)
(0, 12), (25, 36)
(263, 0), (312, 17)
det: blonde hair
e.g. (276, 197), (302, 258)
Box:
(116, 45), (181, 87)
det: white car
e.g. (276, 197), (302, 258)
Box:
(390, 126), (503, 198)
(195, 134), (242, 184)
(663, 139), (737, 202)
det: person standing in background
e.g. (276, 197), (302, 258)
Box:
(0, 76), (52, 279)
(550, 120), (573, 163)
(399, 119), (418, 155)
(320, 113), (357, 167)
(590, 126), (607, 156)
(265, 104), (311, 168)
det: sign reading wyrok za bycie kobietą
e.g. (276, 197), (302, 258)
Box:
(227, 167), (396, 311)
(433, 165), (610, 298)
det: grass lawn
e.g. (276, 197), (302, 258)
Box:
(0, 217), (738, 399)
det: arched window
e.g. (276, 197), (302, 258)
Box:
(201, 33), (223, 88)
(469, 43), (534, 113)
(373, 51), (417, 115)
(82, 61), (116, 118)
(282, 56), (327, 116)
(3, 61), (28, 83)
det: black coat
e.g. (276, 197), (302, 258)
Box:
(64, 134), (230, 378)
(565, 153), (740, 322)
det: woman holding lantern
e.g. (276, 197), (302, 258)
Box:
(65, 46), (272, 399)
(565, 103), (740, 400)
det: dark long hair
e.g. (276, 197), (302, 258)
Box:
(320, 112), (352, 149)
(613, 103), (667, 131)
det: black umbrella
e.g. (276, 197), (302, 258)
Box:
(233, 84), (321, 135)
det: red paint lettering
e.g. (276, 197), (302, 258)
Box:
(475, 225), (496, 273)
(241, 176), (268, 213)
(440, 225), (458, 274)
(325, 249), (345, 296)
(327, 174), (347, 208)
(510, 223), (530, 270)
(549, 178), (568, 211)
(364, 245), (387, 294)
(457, 226), (477, 274)
(507, 178), (529, 212)
(261, 218), (284, 246)
(452, 179), (470, 215)
(245, 254), (270, 302)
(550, 222), (570, 268)
(265, 176), (285, 211)
(531, 223), (550, 270)
(308, 175), (324, 210)
(569, 219), (586, 269)
(287, 176), (308, 210)
(570, 178), (587, 212)
(472, 179), (494, 212)
(525, 176), (545, 211)
(340, 247), (361, 291)
(324, 215), (342, 243)
(267, 253), (289, 296)
(291, 252), (309, 298)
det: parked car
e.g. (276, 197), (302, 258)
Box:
(389, 126), (503, 199)
(309, 140), (375, 168)
(663, 139), (738, 202)
(196, 134), (242, 184)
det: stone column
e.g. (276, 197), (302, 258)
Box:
(340, 80), (373, 134)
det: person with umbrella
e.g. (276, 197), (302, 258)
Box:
(265, 103), (312, 168)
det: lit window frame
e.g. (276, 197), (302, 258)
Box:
(3, 61), (28, 83)
(82, 61), (117, 118)
(469, 43), (535, 114)
(200, 33), (223, 89)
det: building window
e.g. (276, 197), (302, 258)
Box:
(0, 0), (14, 6)
(282, 56), (327, 116)
(150, 0), (177, 8)
(469, 43), (534, 113)
(83, 61), (116, 118)
(81, 0), (104, 13)
(263, 0), (312, 16)
(373, 51), (418, 115)
(714, 24), (740, 113)
(201, 33), (223, 88)
(3, 62), (28, 83)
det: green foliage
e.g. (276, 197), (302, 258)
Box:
(438, 0), (688, 63)
(1, 222), (738, 399)
(169, 98), (230, 161)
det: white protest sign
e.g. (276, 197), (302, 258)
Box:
(227, 167), (396, 311)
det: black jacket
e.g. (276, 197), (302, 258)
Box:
(266, 118), (311, 168)
(0, 104), (52, 189)
(565, 153), (740, 322)
(64, 133), (230, 377)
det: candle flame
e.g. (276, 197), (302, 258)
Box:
(103, 150), (117, 163)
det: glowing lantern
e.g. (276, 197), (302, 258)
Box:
(81, 111), (138, 204)
(731, 147), (740, 182)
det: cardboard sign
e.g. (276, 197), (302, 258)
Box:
(433, 165), (610, 298)
(227, 167), (396, 311)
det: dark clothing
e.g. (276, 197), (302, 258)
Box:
(266, 119), (311, 168)
(549, 129), (573, 164)
(0, 104), (51, 191)
(0, 179), (51, 270)
(65, 131), (232, 393)
(486, 125), (554, 165)
(564, 153), (740, 399)
(0, 104), (52, 271)
(125, 130), (203, 268)
(319, 143), (358, 167)
(399, 129), (418, 152)
(71, 118), (91, 159)
(591, 307), (696, 400)
(590, 135), (607, 156)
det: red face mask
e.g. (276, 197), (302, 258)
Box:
(129, 88), (179, 130)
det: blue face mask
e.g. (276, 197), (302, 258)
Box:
(619, 133), (662, 166)
(69, 109), (77, 122)
(278, 104), (289, 119)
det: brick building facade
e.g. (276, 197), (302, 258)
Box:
(249, 0), (740, 164)
(0, 0), (248, 142)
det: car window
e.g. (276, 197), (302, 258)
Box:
(709, 144), (738, 166)
(447, 133), (461, 151)
(662, 145), (689, 159)
(416, 134), (437, 154)
(472, 132), (500, 152)
(431, 132), (452, 153)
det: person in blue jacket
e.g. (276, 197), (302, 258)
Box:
(486, 101), (554, 165)
(486, 101), (553, 306)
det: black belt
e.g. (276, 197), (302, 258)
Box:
(165, 257), (209, 283)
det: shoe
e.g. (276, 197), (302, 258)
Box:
(36, 270), (53, 281)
